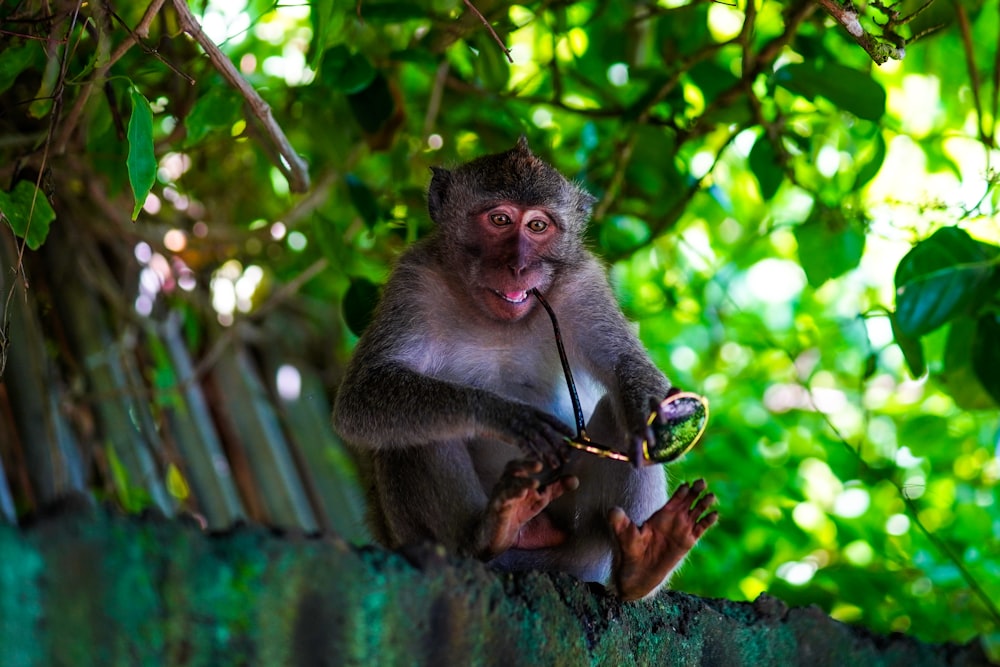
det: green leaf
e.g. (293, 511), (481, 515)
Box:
(343, 278), (381, 337)
(0, 181), (57, 250)
(106, 446), (138, 512)
(360, 2), (428, 23)
(749, 135), (783, 201)
(308, 0), (345, 68)
(346, 73), (395, 134)
(794, 208), (865, 287)
(345, 174), (380, 227)
(924, 139), (963, 179)
(127, 87), (156, 221)
(166, 464), (191, 500)
(774, 62), (886, 121)
(897, 415), (948, 457)
(471, 34), (509, 91)
(599, 215), (651, 255)
(971, 313), (1000, 406)
(863, 353), (877, 380)
(894, 227), (996, 337)
(184, 86), (243, 147)
(939, 317), (996, 410)
(889, 311), (926, 378)
(321, 45), (376, 94)
(0, 42), (40, 95)
(853, 131), (886, 188)
(626, 126), (680, 198)
(687, 60), (740, 103)
(28, 50), (59, 119)
(625, 73), (680, 122)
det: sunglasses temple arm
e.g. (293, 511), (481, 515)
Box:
(530, 288), (587, 435)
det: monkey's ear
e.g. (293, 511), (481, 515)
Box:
(514, 134), (532, 155)
(428, 166), (452, 223)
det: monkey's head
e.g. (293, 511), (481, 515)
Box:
(427, 137), (597, 322)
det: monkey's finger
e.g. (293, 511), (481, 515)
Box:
(629, 435), (645, 468)
(691, 492), (717, 519)
(519, 438), (547, 463)
(663, 481), (692, 510)
(524, 431), (563, 469)
(647, 396), (662, 418)
(650, 389), (681, 425)
(692, 511), (720, 539)
(497, 474), (538, 495)
(675, 479), (709, 509)
(546, 475), (579, 502)
(505, 458), (544, 478)
(608, 507), (638, 542)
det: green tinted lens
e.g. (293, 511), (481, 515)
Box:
(645, 394), (708, 463)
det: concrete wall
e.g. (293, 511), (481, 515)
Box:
(0, 504), (991, 666)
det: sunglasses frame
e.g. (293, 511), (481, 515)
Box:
(530, 288), (709, 466)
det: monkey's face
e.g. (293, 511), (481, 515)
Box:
(466, 203), (560, 322)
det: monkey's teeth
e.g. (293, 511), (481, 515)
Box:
(498, 290), (529, 303)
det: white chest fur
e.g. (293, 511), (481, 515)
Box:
(394, 319), (604, 430)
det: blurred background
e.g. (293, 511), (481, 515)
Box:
(1, 0), (998, 656)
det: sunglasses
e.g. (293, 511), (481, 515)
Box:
(531, 288), (708, 467)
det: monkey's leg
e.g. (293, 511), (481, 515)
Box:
(371, 443), (491, 551)
(608, 479), (718, 601)
(473, 459), (579, 560)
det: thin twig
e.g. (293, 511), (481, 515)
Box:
(422, 61), (450, 138)
(815, 404), (1000, 629)
(171, 0), (311, 193)
(815, 0), (902, 64)
(108, 6), (193, 83)
(953, 0), (991, 146)
(593, 135), (635, 223)
(4, 0), (83, 370)
(593, 11), (749, 221)
(55, 0), (167, 153)
(463, 0), (513, 63)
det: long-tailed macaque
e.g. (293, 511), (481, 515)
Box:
(333, 138), (717, 600)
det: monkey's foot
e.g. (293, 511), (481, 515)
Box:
(608, 478), (718, 601)
(474, 459), (578, 560)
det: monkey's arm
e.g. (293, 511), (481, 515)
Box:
(563, 260), (672, 435)
(333, 357), (570, 462)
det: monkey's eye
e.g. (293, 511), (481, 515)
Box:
(526, 219), (549, 233)
(489, 212), (512, 227)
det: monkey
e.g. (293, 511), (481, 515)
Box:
(332, 137), (717, 600)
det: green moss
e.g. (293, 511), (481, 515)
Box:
(0, 510), (990, 667)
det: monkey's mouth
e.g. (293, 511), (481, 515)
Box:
(493, 289), (530, 304)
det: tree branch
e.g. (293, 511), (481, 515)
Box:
(815, 0), (904, 65)
(462, 0), (513, 63)
(170, 0), (311, 193)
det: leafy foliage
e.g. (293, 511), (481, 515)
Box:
(1, 0), (998, 657)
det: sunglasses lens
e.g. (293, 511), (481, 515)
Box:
(646, 395), (708, 463)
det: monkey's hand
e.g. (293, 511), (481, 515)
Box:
(627, 391), (683, 467)
(472, 459), (579, 560)
(480, 402), (575, 469)
(608, 479), (718, 601)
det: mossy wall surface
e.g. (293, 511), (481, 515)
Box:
(0, 506), (991, 667)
